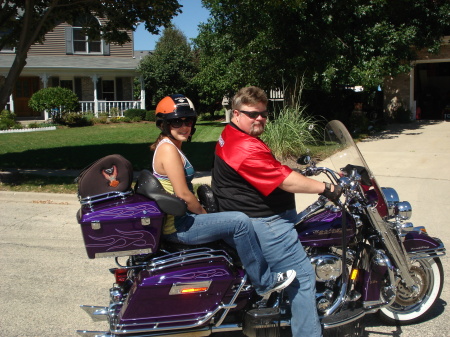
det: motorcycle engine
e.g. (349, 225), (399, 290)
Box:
(310, 254), (343, 282)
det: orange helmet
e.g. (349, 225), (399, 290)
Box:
(155, 94), (197, 137)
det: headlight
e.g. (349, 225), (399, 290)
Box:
(395, 201), (412, 220)
(381, 187), (399, 217)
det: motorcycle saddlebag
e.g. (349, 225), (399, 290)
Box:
(77, 194), (164, 259)
(76, 154), (134, 200)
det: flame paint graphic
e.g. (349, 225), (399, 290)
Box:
(308, 211), (340, 222)
(168, 269), (228, 280)
(85, 204), (160, 221)
(87, 229), (156, 251)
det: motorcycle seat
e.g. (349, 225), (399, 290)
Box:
(134, 169), (187, 217)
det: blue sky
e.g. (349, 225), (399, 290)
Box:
(134, 0), (210, 50)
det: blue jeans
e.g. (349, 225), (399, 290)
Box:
(251, 209), (322, 337)
(164, 211), (278, 295)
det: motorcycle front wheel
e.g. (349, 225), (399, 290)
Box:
(379, 257), (444, 325)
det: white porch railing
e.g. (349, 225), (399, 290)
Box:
(79, 101), (142, 116)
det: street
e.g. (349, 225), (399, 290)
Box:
(0, 120), (449, 336)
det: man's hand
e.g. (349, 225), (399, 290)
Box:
(320, 182), (343, 203)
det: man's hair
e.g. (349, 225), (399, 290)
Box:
(232, 86), (268, 110)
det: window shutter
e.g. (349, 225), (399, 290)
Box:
(74, 77), (82, 100)
(102, 39), (110, 56)
(116, 78), (123, 100)
(65, 27), (73, 55)
(97, 78), (103, 99)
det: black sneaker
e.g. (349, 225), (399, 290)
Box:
(261, 270), (296, 296)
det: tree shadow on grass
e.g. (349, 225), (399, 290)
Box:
(0, 141), (217, 172)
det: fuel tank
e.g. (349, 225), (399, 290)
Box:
(297, 210), (356, 247)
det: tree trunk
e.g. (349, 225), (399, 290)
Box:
(0, 54), (27, 111)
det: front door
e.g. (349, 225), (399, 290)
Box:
(13, 77), (40, 117)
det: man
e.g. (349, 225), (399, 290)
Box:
(211, 86), (341, 337)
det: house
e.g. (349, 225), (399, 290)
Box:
(384, 35), (450, 120)
(0, 14), (145, 120)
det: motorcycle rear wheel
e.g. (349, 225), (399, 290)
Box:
(379, 257), (444, 325)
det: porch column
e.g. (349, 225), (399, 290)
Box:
(90, 75), (99, 116)
(1, 73), (14, 112)
(9, 94), (14, 113)
(139, 75), (145, 110)
(39, 73), (50, 119)
(39, 73), (49, 88)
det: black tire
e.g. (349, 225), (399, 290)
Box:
(379, 257), (444, 325)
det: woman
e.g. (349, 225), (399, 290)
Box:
(151, 94), (295, 296)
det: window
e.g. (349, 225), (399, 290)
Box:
(65, 15), (109, 55)
(73, 28), (101, 54)
(60, 80), (74, 90)
(0, 29), (15, 53)
(102, 80), (115, 100)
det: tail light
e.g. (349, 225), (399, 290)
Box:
(114, 268), (128, 285)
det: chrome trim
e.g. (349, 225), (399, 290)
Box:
(80, 191), (133, 206)
(79, 305), (108, 322)
(148, 248), (233, 272)
(169, 281), (212, 295)
(95, 248), (152, 258)
(396, 201), (412, 220)
(76, 331), (109, 337)
(408, 239), (446, 260)
(381, 187), (399, 217)
(322, 310), (366, 329)
(110, 299), (238, 335)
(214, 274), (247, 327)
(365, 206), (416, 287)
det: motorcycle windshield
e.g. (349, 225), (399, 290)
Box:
(324, 120), (389, 218)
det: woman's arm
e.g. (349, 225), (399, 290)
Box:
(155, 143), (206, 214)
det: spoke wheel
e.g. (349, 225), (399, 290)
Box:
(379, 257), (443, 325)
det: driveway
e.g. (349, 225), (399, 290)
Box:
(0, 120), (448, 336)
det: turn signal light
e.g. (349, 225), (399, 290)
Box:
(350, 269), (359, 280)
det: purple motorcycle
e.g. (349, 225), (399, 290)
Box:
(76, 120), (445, 336)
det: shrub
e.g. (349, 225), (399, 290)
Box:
(145, 110), (155, 121)
(261, 81), (322, 160)
(28, 122), (41, 129)
(63, 112), (94, 127)
(92, 116), (108, 124)
(11, 123), (24, 130)
(262, 106), (321, 160)
(29, 87), (79, 115)
(109, 107), (120, 117)
(131, 116), (142, 122)
(0, 110), (18, 130)
(124, 108), (146, 120)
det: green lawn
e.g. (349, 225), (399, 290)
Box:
(0, 121), (225, 172)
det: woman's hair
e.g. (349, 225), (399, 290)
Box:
(232, 86), (268, 111)
(150, 133), (165, 152)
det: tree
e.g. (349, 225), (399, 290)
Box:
(194, 0), (450, 104)
(0, 0), (182, 110)
(138, 27), (197, 105)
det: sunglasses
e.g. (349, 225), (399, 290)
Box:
(238, 110), (269, 119)
(168, 117), (195, 128)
